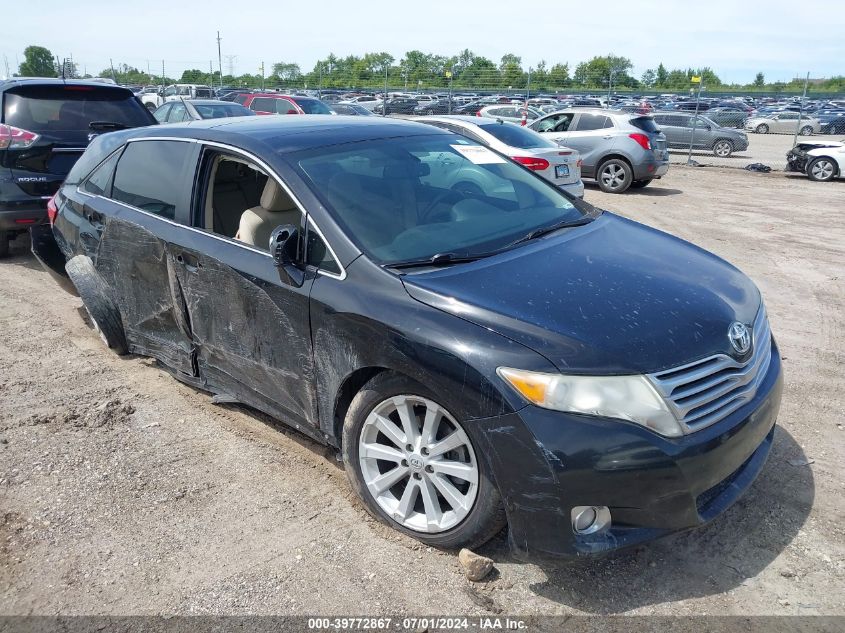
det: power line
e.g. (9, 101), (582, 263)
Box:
(224, 54), (237, 77)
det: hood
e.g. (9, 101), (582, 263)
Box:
(402, 213), (761, 375)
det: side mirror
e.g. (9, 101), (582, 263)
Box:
(269, 224), (305, 287)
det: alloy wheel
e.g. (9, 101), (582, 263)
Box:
(810, 160), (835, 180)
(600, 163), (627, 190)
(714, 141), (732, 157)
(358, 395), (479, 533)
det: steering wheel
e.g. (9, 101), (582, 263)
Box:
(419, 189), (464, 222)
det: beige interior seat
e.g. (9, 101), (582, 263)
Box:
(236, 179), (300, 250)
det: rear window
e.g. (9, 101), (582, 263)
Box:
(3, 85), (152, 136)
(629, 117), (660, 133)
(291, 98), (332, 115)
(193, 103), (255, 119)
(477, 122), (556, 149)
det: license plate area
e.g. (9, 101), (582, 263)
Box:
(555, 164), (570, 178)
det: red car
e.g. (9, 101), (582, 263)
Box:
(240, 93), (333, 116)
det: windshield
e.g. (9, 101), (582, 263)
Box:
(477, 122), (556, 149)
(292, 98), (332, 114)
(292, 134), (586, 265)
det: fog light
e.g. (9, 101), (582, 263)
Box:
(571, 505), (611, 535)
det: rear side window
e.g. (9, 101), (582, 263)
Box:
(3, 86), (152, 135)
(111, 141), (193, 219)
(81, 151), (121, 196)
(574, 114), (612, 131)
(478, 122), (556, 148)
(292, 98), (332, 115)
(250, 97), (279, 112)
(629, 117), (660, 133)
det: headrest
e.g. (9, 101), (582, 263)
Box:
(260, 178), (294, 212)
(383, 161), (430, 178)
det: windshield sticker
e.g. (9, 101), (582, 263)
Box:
(450, 145), (506, 164)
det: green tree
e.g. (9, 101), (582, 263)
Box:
(641, 69), (656, 88)
(754, 72), (765, 87)
(573, 54), (633, 88)
(18, 45), (56, 77)
(179, 69), (205, 83)
(655, 63), (668, 87)
(547, 63), (570, 89)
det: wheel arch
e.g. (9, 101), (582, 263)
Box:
(807, 155), (841, 177)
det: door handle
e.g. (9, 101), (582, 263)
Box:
(176, 251), (201, 272)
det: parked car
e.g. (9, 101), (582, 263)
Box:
(330, 103), (377, 116)
(745, 112), (821, 135)
(153, 100), (255, 123)
(702, 107), (749, 129)
(652, 113), (748, 157)
(0, 78), (155, 258)
(418, 115), (584, 198)
(477, 104), (543, 125)
(529, 108), (669, 193)
(338, 95), (382, 111)
(36, 115), (782, 558)
(140, 84), (214, 111)
(220, 90), (253, 103)
(413, 99), (460, 115)
(241, 93), (333, 115)
(453, 101), (487, 116)
(373, 97), (420, 115)
(786, 139), (844, 182)
(817, 110), (845, 135)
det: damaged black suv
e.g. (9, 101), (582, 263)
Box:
(0, 78), (155, 257)
(38, 116), (782, 559)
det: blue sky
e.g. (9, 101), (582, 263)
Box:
(2, 0), (842, 83)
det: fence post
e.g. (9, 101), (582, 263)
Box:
(687, 76), (703, 165)
(792, 72), (810, 148)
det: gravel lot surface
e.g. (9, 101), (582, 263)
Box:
(0, 167), (843, 617)
(667, 130), (845, 170)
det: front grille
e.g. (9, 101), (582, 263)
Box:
(648, 306), (772, 433)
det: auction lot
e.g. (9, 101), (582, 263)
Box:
(1, 167), (843, 616)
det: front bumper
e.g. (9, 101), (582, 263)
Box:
(477, 342), (783, 560)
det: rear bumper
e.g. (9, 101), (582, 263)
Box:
(560, 180), (584, 198)
(633, 158), (670, 180)
(478, 342), (783, 560)
(0, 181), (49, 231)
(30, 223), (77, 295)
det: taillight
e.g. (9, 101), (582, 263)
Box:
(47, 194), (58, 225)
(511, 156), (550, 171)
(629, 133), (652, 150)
(476, 110), (482, 117)
(0, 124), (40, 150)
(576, 159), (583, 168)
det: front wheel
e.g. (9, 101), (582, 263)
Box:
(342, 373), (506, 549)
(713, 140), (734, 157)
(807, 157), (837, 182)
(799, 126), (814, 136)
(596, 158), (633, 193)
(755, 124), (769, 134)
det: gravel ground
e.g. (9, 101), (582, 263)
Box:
(0, 167), (843, 617)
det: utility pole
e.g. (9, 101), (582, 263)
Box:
(792, 72), (811, 148)
(260, 62), (265, 90)
(161, 60), (165, 91)
(216, 31), (223, 90)
(383, 64), (389, 117)
(687, 76), (704, 165)
(209, 60), (214, 89)
(318, 63), (322, 98)
(109, 58), (116, 82)
(3, 55), (10, 80)
(147, 60), (151, 83)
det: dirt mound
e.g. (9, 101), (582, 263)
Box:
(25, 398), (135, 430)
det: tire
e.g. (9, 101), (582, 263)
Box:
(712, 140), (734, 157)
(596, 158), (633, 193)
(65, 255), (128, 354)
(341, 372), (506, 550)
(807, 157), (838, 182)
(755, 124), (769, 134)
(629, 179), (652, 189)
(0, 231), (9, 259)
(799, 126), (813, 136)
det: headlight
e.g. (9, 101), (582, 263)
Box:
(497, 367), (683, 437)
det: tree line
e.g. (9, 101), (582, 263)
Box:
(13, 44), (845, 94)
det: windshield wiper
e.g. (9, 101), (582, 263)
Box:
(89, 121), (129, 131)
(387, 252), (489, 270)
(505, 216), (593, 248)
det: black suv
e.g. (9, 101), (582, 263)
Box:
(0, 79), (155, 257)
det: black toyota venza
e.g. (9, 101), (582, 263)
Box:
(35, 116), (782, 559)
